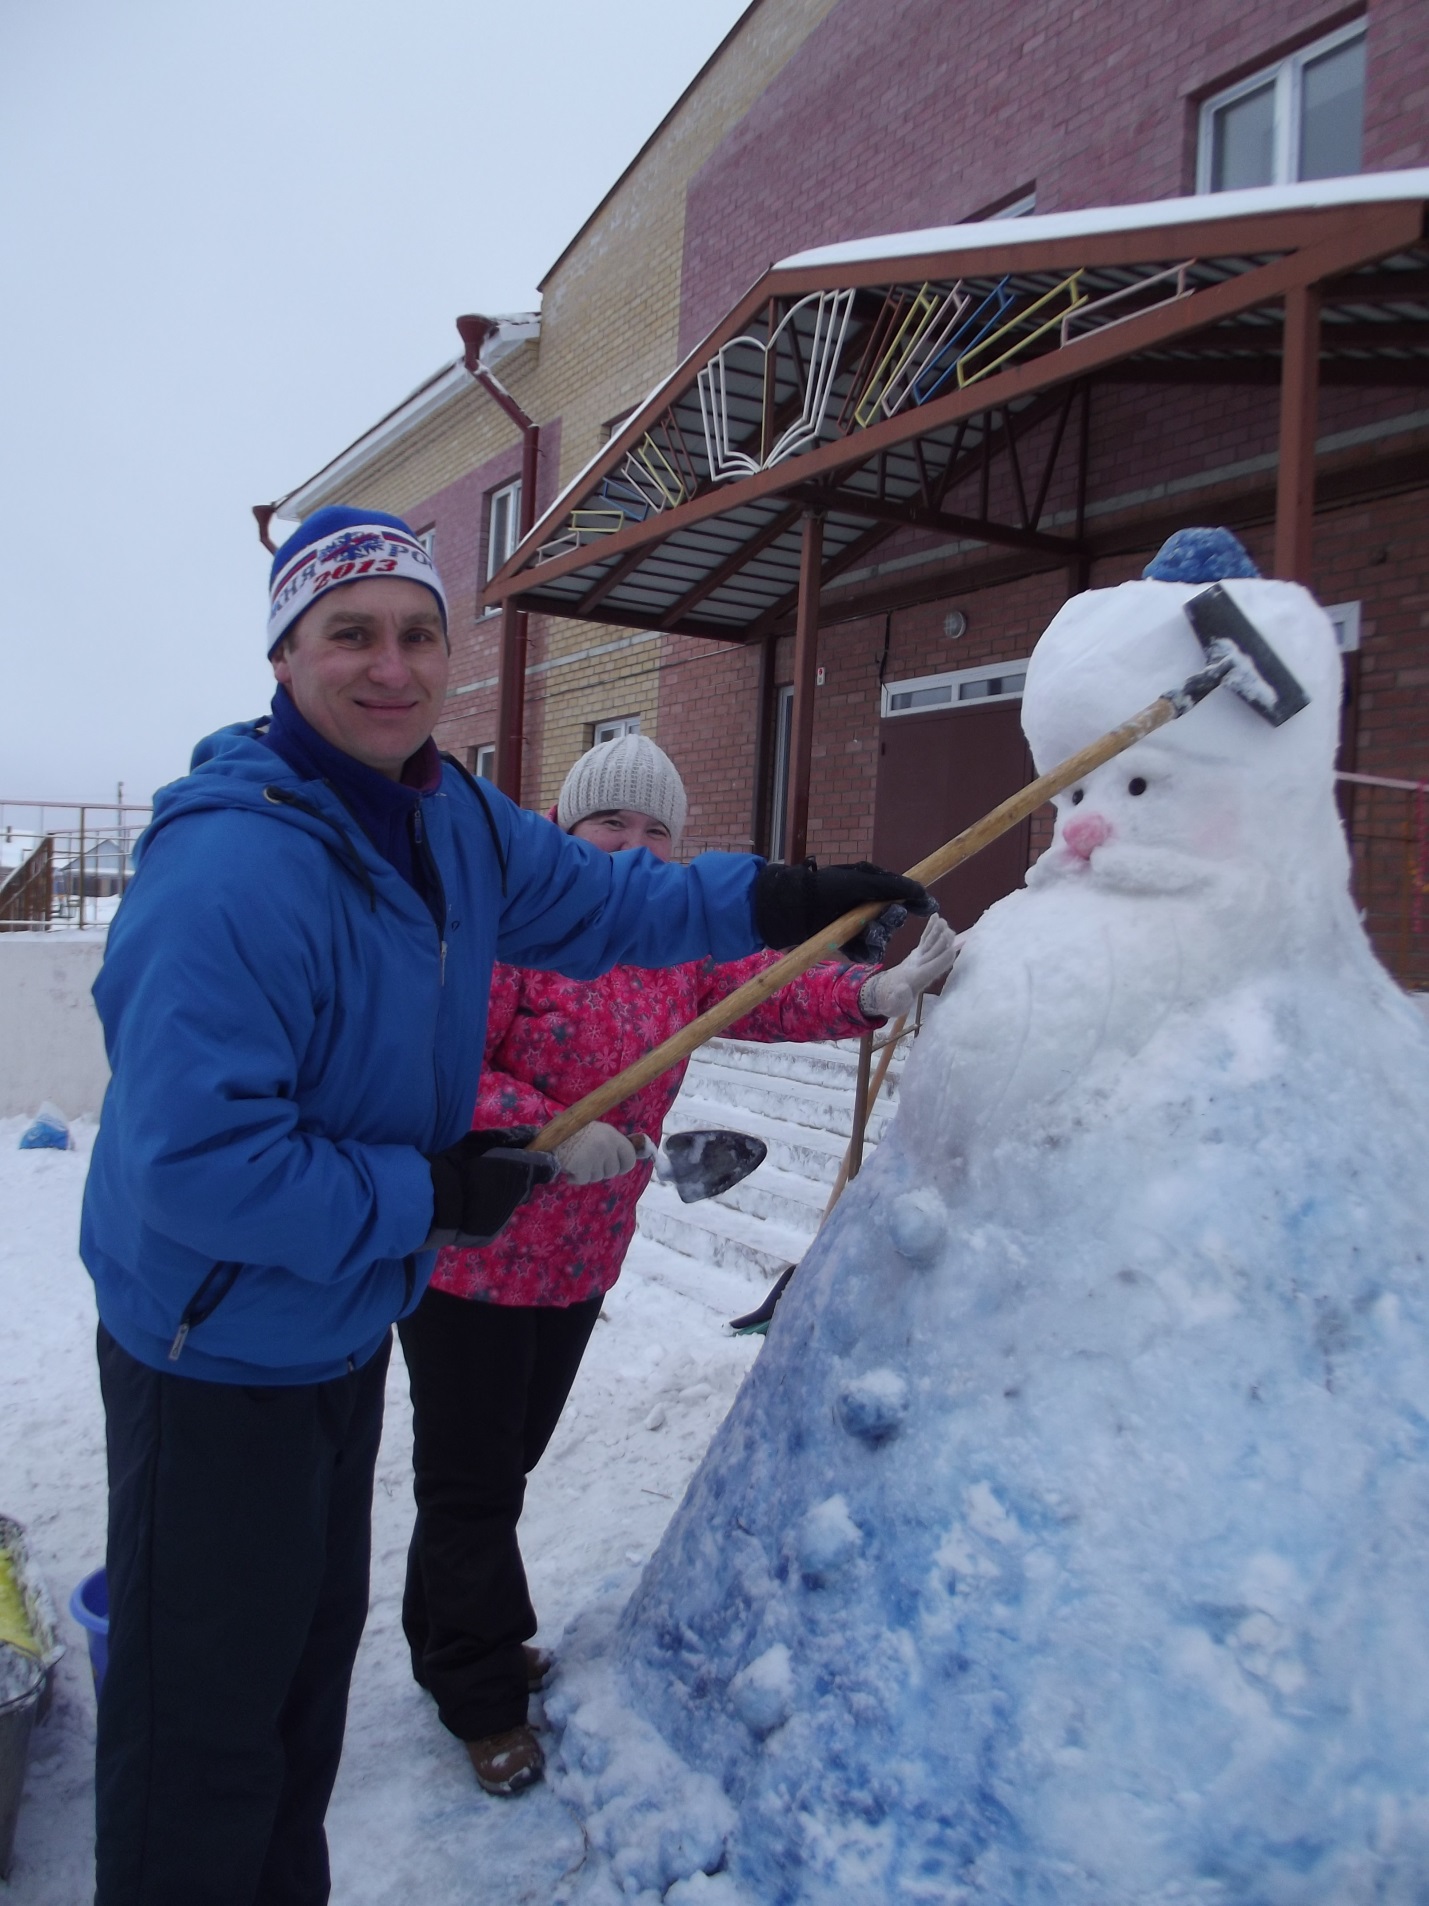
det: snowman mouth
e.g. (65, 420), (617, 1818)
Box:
(1078, 840), (1212, 894)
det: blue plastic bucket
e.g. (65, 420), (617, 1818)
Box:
(68, 1569), (108, 1696)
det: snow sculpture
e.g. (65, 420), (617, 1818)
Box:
(560, 542), (1429, 1904)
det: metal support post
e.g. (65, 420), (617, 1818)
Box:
(1274, 285), (1320, 584)
(784, 510), (824, 863)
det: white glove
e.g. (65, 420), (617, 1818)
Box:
(552, 1121), (639, 1184)
(858, 913), (960, 1020)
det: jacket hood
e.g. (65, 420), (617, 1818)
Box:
(139, 719), (378, 880)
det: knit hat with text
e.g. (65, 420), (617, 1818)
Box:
(556, 733), (688, 842)
(266, 506), (447, 654)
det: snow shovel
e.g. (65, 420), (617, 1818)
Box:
(633, 1130), (768, 1204)
(527, 586), (1309, 1163)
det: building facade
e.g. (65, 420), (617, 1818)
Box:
(266, 0), (1429, 979)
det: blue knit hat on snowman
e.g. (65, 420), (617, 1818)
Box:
(266, 506), (448, 655)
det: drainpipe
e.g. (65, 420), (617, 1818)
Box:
(252, 504), (280, 554)
(457, 314), (540, 803)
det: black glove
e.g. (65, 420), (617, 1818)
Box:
(752, 858), (936, 961)
(426, 1126), (561, 1249)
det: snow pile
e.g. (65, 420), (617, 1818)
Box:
(550, 577), (1429, 1901)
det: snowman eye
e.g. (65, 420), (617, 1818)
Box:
(1070, 789), (1085, 806)
(1128, 777), (1148, 796)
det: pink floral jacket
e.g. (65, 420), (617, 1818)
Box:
(431, 951), (877, 1307)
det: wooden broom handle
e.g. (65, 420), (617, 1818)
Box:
(529, 691), (1177, 1152)
(820, 1011), (907, 1221)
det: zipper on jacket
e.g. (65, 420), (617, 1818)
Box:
(168, 1260), (243, 1362)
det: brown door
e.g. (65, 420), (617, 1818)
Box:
(871, 700), (1033, 940)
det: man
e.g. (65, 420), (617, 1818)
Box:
(81, 505), (928, 1905)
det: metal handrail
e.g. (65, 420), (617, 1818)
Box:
(0, 799), (152, 932)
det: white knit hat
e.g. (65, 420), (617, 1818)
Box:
(557, 733), (688, 841)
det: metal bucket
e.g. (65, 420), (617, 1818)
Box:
(0, 1642), (44, 1880)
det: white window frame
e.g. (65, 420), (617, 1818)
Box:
(416, 524), (436, 557)
(592, 715), (641, 746)
(1326, 599), (1362, 653)
(881, 659), (1030, 718)
(469, 744), (495, 780)
(1196, 20), (1367, 194)
(486, 479), (522, 581)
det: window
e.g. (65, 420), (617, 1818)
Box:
(592, 715), (641, 745)
(416, 524), (436, 558)
(1198, 21), (1366, 194)
(968, 183), (1037, 222)
(486, 480), (522, 580)
(768, 684), (794, 859)
(881, 662), (1029, 718)
(467, 744), (496, 779)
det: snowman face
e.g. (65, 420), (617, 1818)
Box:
(1047, 736), (1251, 895)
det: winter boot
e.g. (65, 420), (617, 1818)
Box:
(466, 1723), (545, 1796)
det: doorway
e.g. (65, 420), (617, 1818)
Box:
(871, 699), (1033, 938)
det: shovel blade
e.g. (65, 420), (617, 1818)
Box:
(661, 1129), (767, 1204)
(1183, 584), (1310, 727)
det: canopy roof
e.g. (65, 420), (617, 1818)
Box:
(485, 172), (1429, 642)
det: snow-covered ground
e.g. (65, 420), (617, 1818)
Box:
(0, 1116), (763, 1903)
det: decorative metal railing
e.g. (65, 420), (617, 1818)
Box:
(530, 256), (1199, 565)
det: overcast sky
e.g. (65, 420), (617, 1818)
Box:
(1, 0), (751, 806)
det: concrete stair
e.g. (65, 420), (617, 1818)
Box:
(634, 1026), (913, 1290)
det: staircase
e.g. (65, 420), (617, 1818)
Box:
(634, 1028), (910, 1290)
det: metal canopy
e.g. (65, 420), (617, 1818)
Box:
(485, 184), (1429, 648)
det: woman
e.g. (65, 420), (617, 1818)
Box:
(398, 734), (957, 1795)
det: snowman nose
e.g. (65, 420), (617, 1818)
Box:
(1063, 813), (1112, 860)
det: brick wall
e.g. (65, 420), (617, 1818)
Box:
(679, 0), (1429, 353)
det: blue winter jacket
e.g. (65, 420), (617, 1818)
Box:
(81, 724), (765, 1383)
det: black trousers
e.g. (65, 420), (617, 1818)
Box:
(94, 1325), (390, 1906)
(397, 1287), (603, 1741)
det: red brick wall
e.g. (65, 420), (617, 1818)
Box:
(679, 0), (1428, 355)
